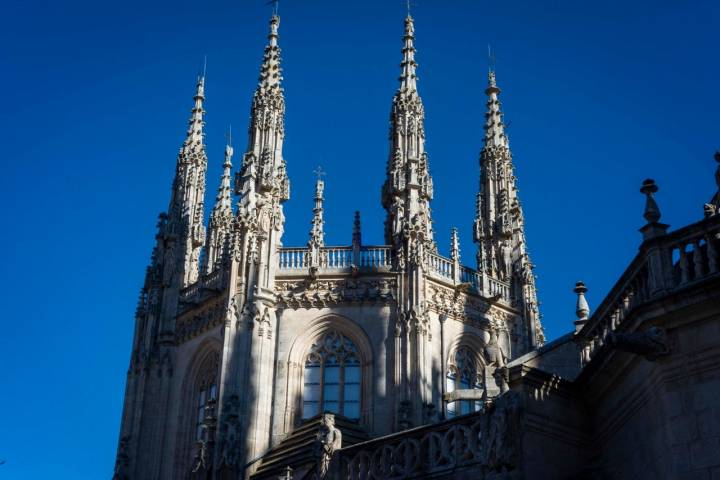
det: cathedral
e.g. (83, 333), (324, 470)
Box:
(113, 12), (720, 480)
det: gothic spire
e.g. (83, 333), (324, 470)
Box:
(236, 14), (289, 220)
(165, 74), (208, 287)
(204, 141), (234, 273)
(381, 15), (435, 251)
(473, 69), (544, 347)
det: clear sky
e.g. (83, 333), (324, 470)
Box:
(1, 0), (718, 477)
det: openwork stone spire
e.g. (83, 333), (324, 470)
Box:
(382, 15), (436, 252)
(204, 141), (234, 273)
(473, 70), (543, 346)
(236, 14), (290, 223)
(166, 75), (208, 286)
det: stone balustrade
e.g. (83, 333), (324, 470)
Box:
(179, 268), (225, 304)
(338, 392), (522, 479)
(577, 215), (720, 365)
(278, 246), (392, 272)
(428, 252), (453, 279)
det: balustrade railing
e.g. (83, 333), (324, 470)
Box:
(459, 266), (482, 289)
(278, 248), (309, 270)
(179, 269), (226, 303)
(427, 253), (453, 280)
(278, 246), (392, 271)
(339, 392), (521, 479)
(342, 418), (483, 479)
(578, 215), (720, 365)
(277, 246), (512, 302)
(359, 246), (391, 268)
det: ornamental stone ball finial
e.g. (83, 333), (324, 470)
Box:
(640, 179), (661, 224)
(573, 281), (590, 333)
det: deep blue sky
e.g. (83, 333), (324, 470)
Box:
(1, 0), (718, 477)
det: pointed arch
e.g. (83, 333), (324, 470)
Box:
(174, 338), (222, 477)
(444, 333), (487, 418)
(285, 314), (374, 430)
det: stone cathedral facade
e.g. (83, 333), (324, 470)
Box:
(114, 13), (720, 480)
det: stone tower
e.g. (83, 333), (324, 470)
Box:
(114, 13), (544, 480)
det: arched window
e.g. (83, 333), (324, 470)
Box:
(194, 352), (219, 440)
(446, 346), (482, 418)
(302, 331), (361, 420)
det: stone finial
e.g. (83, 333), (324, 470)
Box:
(573, 281), (590, 333)
(640, 179), (661, 223)
(308, 176), (325, 249)
(352, 211), (361, 248)
(450, 227), (460, 263)
(639, 179), (669, 240)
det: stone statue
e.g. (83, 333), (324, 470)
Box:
(484, 329), (509, 394)
(312, 414), (342, 479)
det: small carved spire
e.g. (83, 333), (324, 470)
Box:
(213, 141), (234, 217)
(573, 281), (590, 333)
(308, 175), (325, 249)
(399, 15), (418, 92)
(639, 179), (668, 240)
(450, 227), (461, 284)
(484, 70), (509, 149)
(258, 15), (283, 93)
(183, 75), (206, 151)
(352, 211), (362, 248)
(450, 227), (460, 263)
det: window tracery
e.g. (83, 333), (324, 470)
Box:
(194, 352), (219, 440)
(302, 331), (361, 420)
(446, 346), (482, 417)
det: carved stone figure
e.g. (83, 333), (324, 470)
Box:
(485, 329), (509, 394)
(312, 414), (342, 479)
